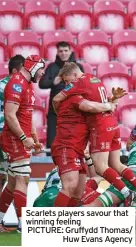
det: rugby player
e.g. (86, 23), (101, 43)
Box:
(0, 55), (45, 232)
(51, 82), (117, 207)
(33, 157), (132, 208)
(53, 62), (136, 201)
(0, 55), (25, 195)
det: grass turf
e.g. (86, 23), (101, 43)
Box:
(0, 231), (21, 246)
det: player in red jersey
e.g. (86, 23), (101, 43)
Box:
(0, 55), (45, 232)
(53, 62), (136, 201)
(52, 88), (117, 207)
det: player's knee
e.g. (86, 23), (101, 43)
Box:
(117, 163), (127, 174)
(111, 162), (125, 174)
(7, 177), (16, 192)
(94, 162), (108, 176)
(63, 180), (79, 196)
(95, 166), (104, 177)
(16, 176), (29, 188)
(24, 176), (30, 185)
(7, 183), (15, 192)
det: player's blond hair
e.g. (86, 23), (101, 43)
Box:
(59, 62), (80, 77)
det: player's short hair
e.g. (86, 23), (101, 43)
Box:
(59, 62), (79, 77)
(56, 41), (71, 49)
(8, 54), (25, 74)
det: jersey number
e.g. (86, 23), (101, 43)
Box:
(98, 86), (108, 103)
(31, 96), (35, 105)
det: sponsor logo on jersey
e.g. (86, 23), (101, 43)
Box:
(31, 95), (35, 105)
(90, 77), (101, 84)
(64, 83), (74, 91)
(12, 84), (22, 93)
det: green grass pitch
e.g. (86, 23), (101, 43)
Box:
(0, 231), (21, 246)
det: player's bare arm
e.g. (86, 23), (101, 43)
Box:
(52, 100), (60, 114)
(79, 99), (116, 113)
(53, 93), (116, 113)
(5, 102), (34, 149)
(53, 87), (127, 112)
(52, 91), (66, 112)
(5, 102), (25, 137)
(31, 118), (39, 144)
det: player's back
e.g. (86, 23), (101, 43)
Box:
(52, 95), (88, 155)
(3, 72), (35, 136)
(78, 74), (106, 102)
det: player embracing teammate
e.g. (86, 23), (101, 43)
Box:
(52, 62), (136, 206)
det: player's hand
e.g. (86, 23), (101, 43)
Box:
(33, 143), (44, 154)
(111, 87), (127, 101)
(53, 76), (62, 85)
(22, 137), (35, 149)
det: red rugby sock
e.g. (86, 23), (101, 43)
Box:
(13, 190), (26, 218)
(121, 168), (136, 187)
(0, 187), (13, 213)
(103, 167), (127, 191)
(54, 192), (71, 207)
(68, 198), (81, 207)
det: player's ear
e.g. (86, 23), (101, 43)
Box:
(12, 68), (18, 74)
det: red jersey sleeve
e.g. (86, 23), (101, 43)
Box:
(71, 95), (85, 108)
(4, 74), (25, 105)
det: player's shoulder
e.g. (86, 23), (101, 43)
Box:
(10, 72), (25, 83)
(86, 74), (102, 84)
(5, 72), (26, 93)
(80, 73), (97, 82)
(10, 72), (28, 85)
